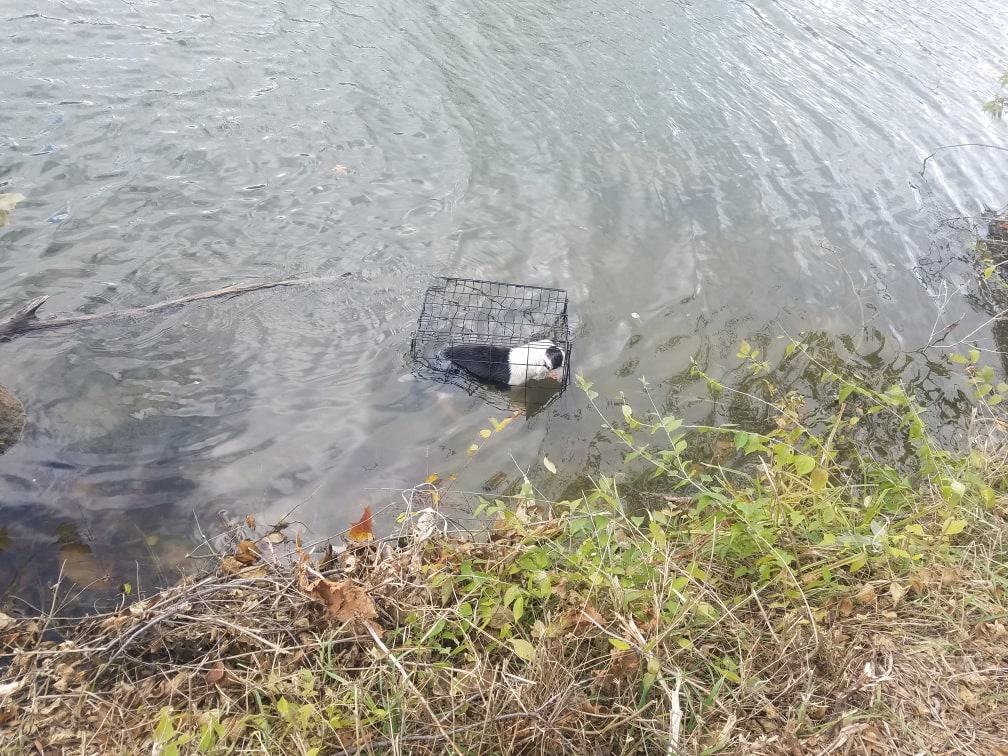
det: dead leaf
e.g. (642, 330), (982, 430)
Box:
(0, 679), (23, 698)
(0, 193), (26, 227)
(348, 505), (374, 542)
(205, 661), (225, 684)
(220, 555), (244, 574)
(265, 532), (285, 544)
(307, 578), (382, 635)
(424, 473), (441, 486)
(0, 612), (14, 632)
(562, 606), (606, 633)
(837, 597), (854, 617)
(594, 649), (640, 691)
(854, 584), (877, 605)
(245, 515), (256, 528)
(889, 582), (906, 607)
(234, 540), (260, 565)
(957, 684), (978, 709)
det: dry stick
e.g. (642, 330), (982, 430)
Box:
(919, 142), (1008, 177)
(0, 275), (350, 340)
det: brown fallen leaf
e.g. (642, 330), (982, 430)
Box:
(889, 582), (906, 607)
(854, 584), (877, 605)
(837, 597), (854, 617)
(234, 540), (260, 565)
(220, 556), (268, 577)
(308, 578), (382, 635)
(245, 515), (256, 528)
(594, 649), (640, 692)
(348, 505), (374, 542)
(205, 661), (225, 684)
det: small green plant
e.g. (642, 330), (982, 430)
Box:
(983, 72), (1008, 118)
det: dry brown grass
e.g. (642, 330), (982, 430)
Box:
(1, 496), (1006, 756)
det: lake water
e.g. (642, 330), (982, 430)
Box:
(2, 0), (1007, 605)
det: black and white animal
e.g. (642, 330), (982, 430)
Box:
(440, 339), (565, 387)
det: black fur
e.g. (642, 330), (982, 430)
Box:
(442, 344), (513, 387)
(545, 345), (564, 370)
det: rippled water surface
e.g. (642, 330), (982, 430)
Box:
(2, 0), (1007, 602)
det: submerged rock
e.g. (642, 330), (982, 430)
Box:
(0, 385), (25, 454)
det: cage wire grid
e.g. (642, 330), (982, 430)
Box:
(410, 277), (572, 410)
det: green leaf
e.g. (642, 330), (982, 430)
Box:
(163, 744), (179, 756)
(197, 724), (217, 753)
(509, 638), (535, 662)
(662, 417), (682, 435)
(737, 340), (752, 359)
(943, 518), (967, 536)
(648, 520), (667, 547)
(479, 428), (492, 439)
(543, 456), (557, 474)
(503, 584), (521, 607)
(949, 353), (968, 365)
(276, 696), (290, 719)
(622, 404), (633, 419)
(512, 594), (525, 622)
(969, 349), (980, 364)
(793, 455), (816, 476)
(608, 637), (631, 651)
(733, 431), (749, 451)
(153, 708), (175, 745)
(848, 554), (867, 573)
(809, 467), (828, 492)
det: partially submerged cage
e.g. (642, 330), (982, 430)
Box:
(410, 277), (572, 410)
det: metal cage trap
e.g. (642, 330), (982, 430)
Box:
(410, 277), (572, 410)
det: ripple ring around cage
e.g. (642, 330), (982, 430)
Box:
(409, 277), (573, 412)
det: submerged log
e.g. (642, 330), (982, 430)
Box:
(0, 275), (350, 341)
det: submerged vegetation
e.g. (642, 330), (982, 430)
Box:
(2, 334), (1008, 754)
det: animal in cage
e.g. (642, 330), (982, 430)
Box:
(440, 339), (565, 387)
(410, 277), (572, 409)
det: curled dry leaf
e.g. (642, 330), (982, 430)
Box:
(234, 540), (261, 565)
(854, 584), (877, 605)
(594, 649), (640, 692)
(889, 582), (906, 607)
(306, 578), (383, 636)
(205, 661), (225, 684)
(245, 515), (256, 528)
(348, 505), (374, 542)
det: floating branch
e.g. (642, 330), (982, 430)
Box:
(0, 275), (350, 341)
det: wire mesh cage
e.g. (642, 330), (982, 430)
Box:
(410, 277), (572, 410)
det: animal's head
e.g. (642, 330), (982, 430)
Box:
(544, 344), (564, 370)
